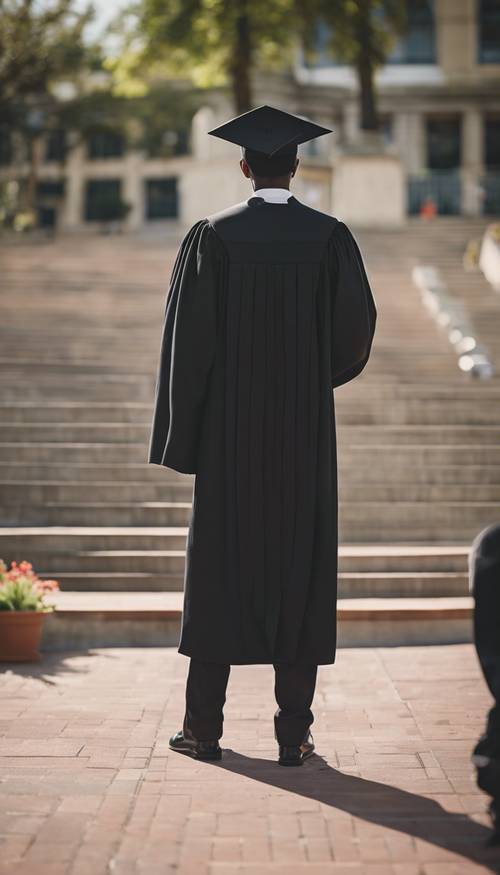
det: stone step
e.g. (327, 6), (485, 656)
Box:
(2, 423), (500, 445)
(340, 425), (500, 445)
(43, 570), (468, 597)
(3, 442), (500, 466)
(1, 479), (497, 504)
(50, 572), (185, 592)
(0, 462), (497, 486)
(39, 591), (473, 649)
(3, 398), (500, 426)
(0, 499), (496, 538)
(0, 527), (189, 553)
(338, 384), (500, 400)
(0, 502), (192, 527)
(336, 400), (500, 425)
(0, 463), (190, 483)
(338, 503), (497, 542)
(0, 356), (459, 379)
(343, 483), (500, 501)
(0, 380), (153, 403)
(0, 481), (192, 502)
(0, 402), (153, 424)
(33, 550), (187, 573)
(0, 534), (470, 573)
(338, 572), (468, 597)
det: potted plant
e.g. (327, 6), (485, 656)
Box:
(0, 560), (59, 662)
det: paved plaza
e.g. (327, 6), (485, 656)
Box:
(1, 225), (500, 873)
(1, 644), (500, 874)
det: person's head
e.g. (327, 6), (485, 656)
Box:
(240, 146), (299, 190)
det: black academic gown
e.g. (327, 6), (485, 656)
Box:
(148, 194), (376, 665)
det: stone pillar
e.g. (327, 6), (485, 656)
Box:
(332, 150), (406, 228)
(123, 151), (144, 230)
(343, 101), (360, 146)
(435, 0), (475, 78)
(191, 107), (217, 161)
(461, 108), (484, 216)
(391, 113), (424, 168)
(61, 139), (85, 229)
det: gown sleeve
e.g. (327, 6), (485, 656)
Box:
(328, 220), (377, 389)
(147, 218), (222, 474)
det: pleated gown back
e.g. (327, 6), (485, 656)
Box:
(149, 194), (376, 665)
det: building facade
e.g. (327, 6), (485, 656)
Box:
(0, 0), (499, 230)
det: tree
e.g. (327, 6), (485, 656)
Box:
(0, 0), (93, 216)
(300, 0), (406, 132)
(109, 0), (297, 115)
(58, 83), (201, 159)
(0, 0), (93, 114)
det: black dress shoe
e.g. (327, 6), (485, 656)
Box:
(169, 729), (222, 761)
(278, 731), (315, 766)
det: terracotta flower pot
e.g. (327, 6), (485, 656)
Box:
(0, 611), (46, 662)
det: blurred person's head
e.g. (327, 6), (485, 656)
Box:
(240, 146), (299, 190)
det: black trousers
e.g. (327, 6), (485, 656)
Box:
(182, 658), (318, 746)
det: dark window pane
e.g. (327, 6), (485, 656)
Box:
(0, 125), (12, 165)
(485, 117), (500, 168)
(85, 179), (122, 221)
(45, 129), (66, 162)
(304, 0), (436, 68)
(388, 0), (436, 64)
(87, 130), (125, 160)
(426, 117), (461, 169)
(145, 178), (178, 219)
(481, 173), (500, 213)
(175, 129), (189, 156)
(478, 0), (500, 63)
(37, 179), (65, 198)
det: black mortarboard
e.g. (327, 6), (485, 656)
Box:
(207, 104), (332, 156)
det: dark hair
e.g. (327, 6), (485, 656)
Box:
(244, 146), (297, 177)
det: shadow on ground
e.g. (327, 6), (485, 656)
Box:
(0, 649), (113, 685)
(216, 749), (500, 872)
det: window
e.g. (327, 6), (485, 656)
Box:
(37, 180), (65, 198)
(145, 178), (178, 219)
(478, 0), (500, 63)
(426, 117), (462, 169)
(87, 130), (125, 160)
(485, 116), (500, 169)
(302, 0), (436, 69)
(45, 129), (66, 162)
(380, 115), (394, 144)
(387, 0), (436, 64)
(0, 126), (12, 165)
(84, 179), (122, 221)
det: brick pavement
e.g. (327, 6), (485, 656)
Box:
(1, 644), (500, 875)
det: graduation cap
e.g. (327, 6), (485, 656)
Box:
(207, 104), (332, 157)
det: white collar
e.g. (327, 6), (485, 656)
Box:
(253, 187), (292, 203)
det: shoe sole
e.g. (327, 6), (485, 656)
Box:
(169, 744), (222, 761)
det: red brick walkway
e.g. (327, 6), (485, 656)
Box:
(1, 644), (499, 874)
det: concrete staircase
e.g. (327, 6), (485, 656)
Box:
(1, 218), (499, 649)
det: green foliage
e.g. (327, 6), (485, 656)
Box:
(300, 0), (406, 69)
(298, 0), (407, 131)
(0, 0), (94, 112)
(0, 577), (49, 611)
(90, 191), (131, 222)
(108, 0), (297, 112)
(0, 560), (58, 612)
(58, 83), (200, 157)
